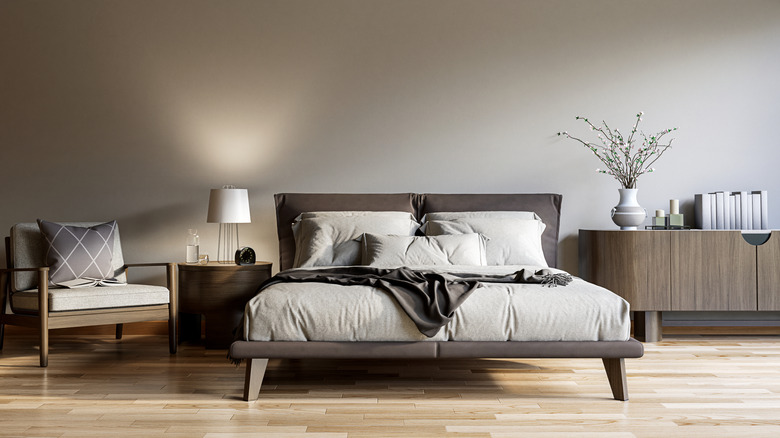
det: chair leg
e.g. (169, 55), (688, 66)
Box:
(41, 318), (49, 368)
(0, 304), (5, 351)
(115, 323), (123, 339)
(37, 271), (50, 367)
(167, 263), (178, 354)
(0, 270), (7, 350)
(168, 311), (177, 354)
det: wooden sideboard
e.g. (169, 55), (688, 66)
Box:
(579, 230), (780, 342)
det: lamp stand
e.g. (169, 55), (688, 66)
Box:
(217, 223), (240, 264)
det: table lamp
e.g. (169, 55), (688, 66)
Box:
(207, 185), (251, 264)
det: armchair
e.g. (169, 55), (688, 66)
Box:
(1, 222), (177, 367)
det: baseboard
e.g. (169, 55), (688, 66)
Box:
(663, 326), (780, 335)
(3, 321), (170, 336)
(663, 320), (780, 327)
(628, 320), (780, 336)
(5, 322), (778, 337)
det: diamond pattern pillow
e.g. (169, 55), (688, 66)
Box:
(37, 219), (117, 286)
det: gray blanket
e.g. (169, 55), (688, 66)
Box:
(258, 266), (572, 337)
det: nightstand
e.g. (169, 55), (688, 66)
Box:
(178, 261), (272, 349)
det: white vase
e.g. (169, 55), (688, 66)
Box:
(611, 188), (647, 230)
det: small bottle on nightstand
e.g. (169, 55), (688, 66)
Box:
(185, 229), (200, 264)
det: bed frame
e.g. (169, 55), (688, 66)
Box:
(229, 193), (644, 401)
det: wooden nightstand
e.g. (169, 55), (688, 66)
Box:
(178, 261), (272, 349)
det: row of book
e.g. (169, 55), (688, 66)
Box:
(694, 191), (768, 230)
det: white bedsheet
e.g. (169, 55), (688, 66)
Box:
(243, 265), (630, 342)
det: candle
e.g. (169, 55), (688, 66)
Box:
(656, 209), (665, 218)
(670, 199), (680, 215)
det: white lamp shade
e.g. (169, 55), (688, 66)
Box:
(207, 188), (251, 223)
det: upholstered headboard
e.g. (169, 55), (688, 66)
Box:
(274, 193), (563, 271)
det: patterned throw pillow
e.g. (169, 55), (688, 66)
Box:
(37, 220), (117, 286)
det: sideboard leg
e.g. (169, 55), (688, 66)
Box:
(634, 311), (662, 342)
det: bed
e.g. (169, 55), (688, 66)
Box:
(229, 193), (643, 401)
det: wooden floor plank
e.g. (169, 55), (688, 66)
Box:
(1, 333), (780, 436)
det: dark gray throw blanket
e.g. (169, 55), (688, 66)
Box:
(256, 266), (572, 337)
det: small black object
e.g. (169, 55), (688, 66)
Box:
(235, 247), (256, 265)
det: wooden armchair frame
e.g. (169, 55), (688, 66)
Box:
(1, 241), (178, 366)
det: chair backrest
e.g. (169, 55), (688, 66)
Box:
(8, 222), (127, 292)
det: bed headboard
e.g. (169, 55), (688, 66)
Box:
(274, 193), (563, 271)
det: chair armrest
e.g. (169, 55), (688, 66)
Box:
(121, 263), (178, 306)
(0, 267), (50, 295)
(0, 267), (50, 317)
(123, 262), (175, 269)
(0, 267), (50, 273)
(122, 263), (176, 279)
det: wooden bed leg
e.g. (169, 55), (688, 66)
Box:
(243, 358), (268, 401)
(602, 358), (628, 401)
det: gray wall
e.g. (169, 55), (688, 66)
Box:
(2, 0), (779, 304)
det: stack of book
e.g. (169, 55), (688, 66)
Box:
(694, 191), (769, 230)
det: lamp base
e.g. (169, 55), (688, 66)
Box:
(217, 223), (240, 264)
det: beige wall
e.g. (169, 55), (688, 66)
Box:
(2, 0), (779, 283)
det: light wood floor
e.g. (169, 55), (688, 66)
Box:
(1, 330), (780, 437)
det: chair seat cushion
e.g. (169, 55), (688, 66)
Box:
(11, 284), (170, 312)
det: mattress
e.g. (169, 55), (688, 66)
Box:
(243, 265), (630, 342)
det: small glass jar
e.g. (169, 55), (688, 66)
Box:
(185, 229), (200, 264)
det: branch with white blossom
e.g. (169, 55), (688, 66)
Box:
(557, 112), (677, 189)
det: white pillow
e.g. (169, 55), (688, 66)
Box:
(292, 212), (419, 268)
(424, 217), (547, 267)
(362, 233), (486, 267)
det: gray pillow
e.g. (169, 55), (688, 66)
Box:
(292, 212), (420, 268)
(424, 217), (548, 267)
(362, 233), (486, 267)
(37, 219), (118, 286)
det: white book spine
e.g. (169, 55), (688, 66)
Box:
(740, 191), (749, 230)
(734, 192), (742, 229)
(728, 194), (736, 230)
(752, 193), (762, 229)
(715, 191), (725, 229)
(695, 194), (711, 229)
(753, 190), (769, 230)
(726, 193), (732, 229)
(710, 193), (717, 229)
(758, 190), (769, 230)
(746, 195), (754, 230)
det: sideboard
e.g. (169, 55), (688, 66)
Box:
(579, 230), (780, 342)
